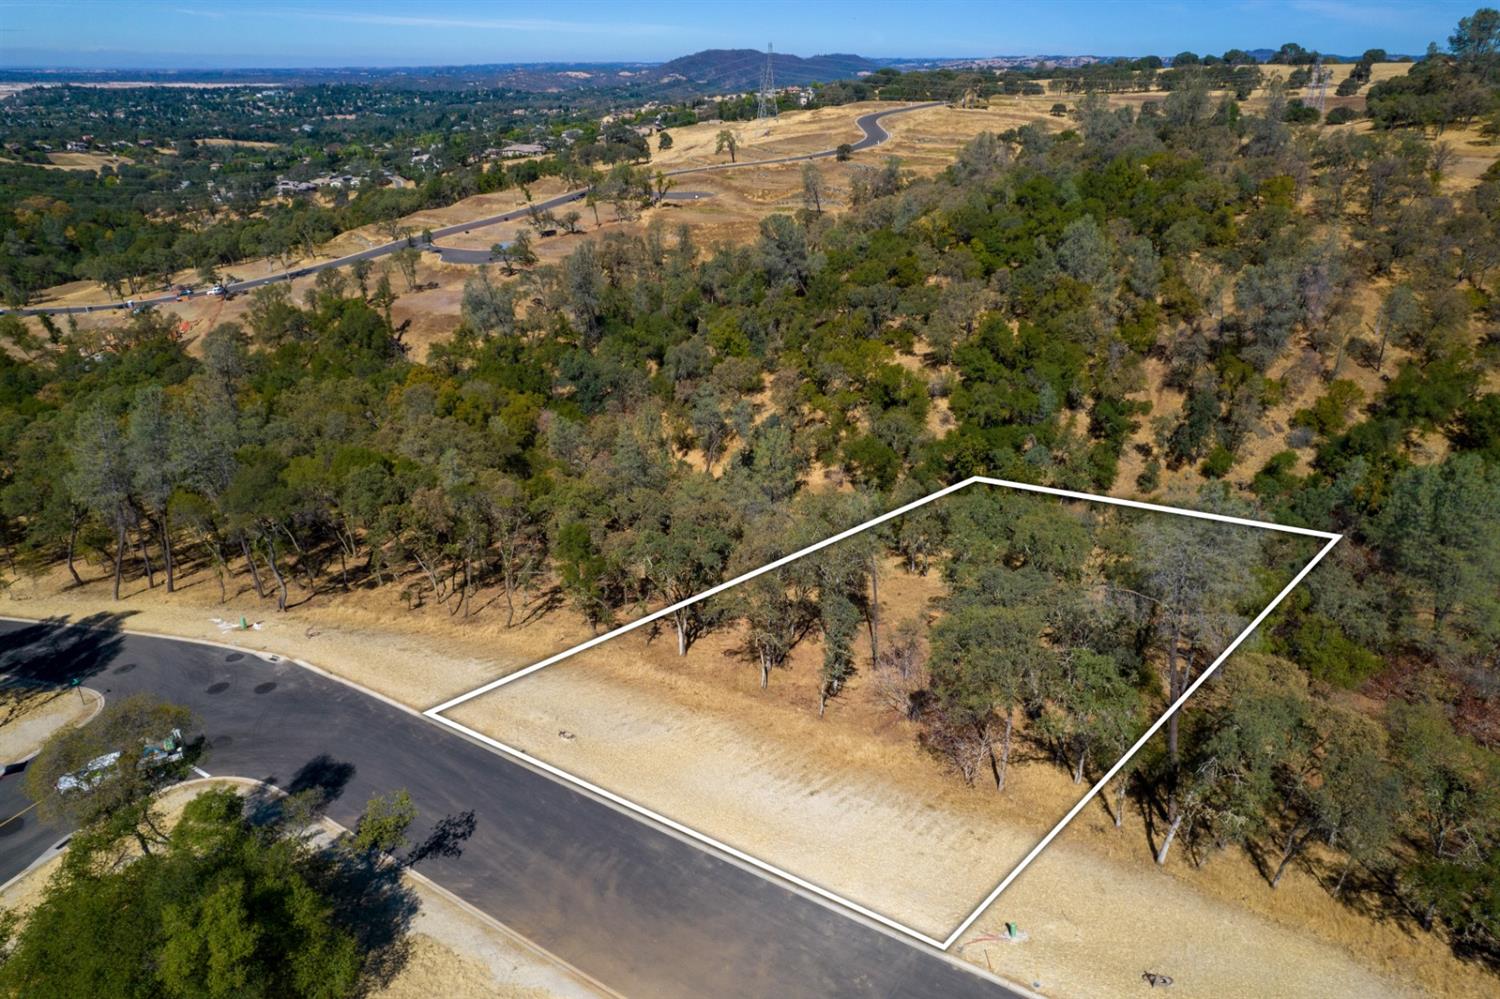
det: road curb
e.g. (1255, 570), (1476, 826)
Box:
(1, 683), (104, 769)
(0, 832), (71, 896)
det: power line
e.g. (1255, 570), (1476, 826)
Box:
(757, 43), (777, 120)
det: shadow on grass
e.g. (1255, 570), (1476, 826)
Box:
(0, 612), (132, 731)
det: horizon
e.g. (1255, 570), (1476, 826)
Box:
(0, 0), (1479, 71)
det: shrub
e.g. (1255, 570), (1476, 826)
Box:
(1252, 449), (1301, 498)
(1200, 444), (1235, 478)
(1291, 379), (1366, 437)
(1283, 99), (1321, 124)
(1289, 614), (1384, 687)
(1136, 457), (1162, 492)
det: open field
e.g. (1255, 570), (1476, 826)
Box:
(195, 137), (279, 149)
(0, 151), (134, 172)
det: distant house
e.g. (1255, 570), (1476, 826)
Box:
(499, 143), (546, 158)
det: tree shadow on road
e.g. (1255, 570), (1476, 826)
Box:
(0, 613), (132, 728)
(281, 753), (357, 810)
(404, 809), (477, 867)
(0, 612), (132, 684)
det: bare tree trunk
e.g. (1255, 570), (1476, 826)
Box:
(113, 518), (126, 600)
(1073, 743), (1087, 784)
(1157, 811), (1184, 865)
(204, 539), (227, 602)
(991, 712), (1015, 792)
(463, 557), (474, 616)
(241, 537), (265, 599)
(135, 515), (155, 589)
(675, 608), (688, 656)
(1271, 825), (1314, 889)
(1334, 855), (1355, 897)
(366, 544), (385, 586)
(264, 535), (288, 611)
(866, 563), (880, 666)
(279, 523), (315, 590)
(65, 515), (85, 586)
(1114, 776), (1128, 829)
(1166, 619), (1183, 764)
(412, 551), (445, 601)
(160, 512), (174, 593)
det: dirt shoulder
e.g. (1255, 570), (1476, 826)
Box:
(0, 682), (102, 764)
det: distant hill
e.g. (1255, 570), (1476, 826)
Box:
(647, 49), (883, 90)
(0, 50), (887, 95)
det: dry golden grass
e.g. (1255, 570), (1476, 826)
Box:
(0, 151), (134, 172)
(195, 137), (278, 149)
(0, 683), (102, 763)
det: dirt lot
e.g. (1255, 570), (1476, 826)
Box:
(0, 776), (599, 999)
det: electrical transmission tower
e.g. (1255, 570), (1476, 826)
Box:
(1311, 55), (1328, 115)
(757, 43), (777, 119)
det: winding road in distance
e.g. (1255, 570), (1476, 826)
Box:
(0, 617), (1020, 998)
(2, 103), (943, 318)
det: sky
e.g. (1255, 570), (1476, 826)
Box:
(0, 0), (1482, 70)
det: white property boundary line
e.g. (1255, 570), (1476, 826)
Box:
(425, 476), (1342, 952)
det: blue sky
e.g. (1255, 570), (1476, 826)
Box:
(0, 1), (1481, 69)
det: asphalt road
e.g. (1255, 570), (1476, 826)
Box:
(0, 617), (1018, 999)
(2, 103), (942, 318)
(0, 760), (64, 878)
